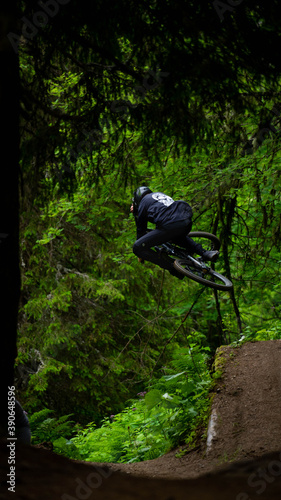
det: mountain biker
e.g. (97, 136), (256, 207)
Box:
(131, 186), (219, 279)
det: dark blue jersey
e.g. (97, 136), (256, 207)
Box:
(136, 192), (192, 238)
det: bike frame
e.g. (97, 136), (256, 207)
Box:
(155, 241), (210, 273)
(153, 232), (233, 290)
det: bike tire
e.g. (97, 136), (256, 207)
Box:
(188, 231), (221, 251)
(173, 258), (233, 291)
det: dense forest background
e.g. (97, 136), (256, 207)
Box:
(2, 0), (281, 461)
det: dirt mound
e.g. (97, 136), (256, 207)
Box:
(109, 340), (281, 480)
(1, 443), (281, 500)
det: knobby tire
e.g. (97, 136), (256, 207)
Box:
(174, 231), (232, 290)
(188, 231), (221, 250)
(173, 259), (233, 291)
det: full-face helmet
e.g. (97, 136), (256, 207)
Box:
(132, 186), (152, 215)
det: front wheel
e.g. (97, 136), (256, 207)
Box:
(173, 258), (233, 291)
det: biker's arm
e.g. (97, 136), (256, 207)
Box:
(134, 205), (147, 263)
(136, 213), (147, 239)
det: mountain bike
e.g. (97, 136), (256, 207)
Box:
(154, 231), (233, 291)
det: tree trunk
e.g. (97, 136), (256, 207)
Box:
(218, 195), (242, 335)
(0, 2), (20, 437)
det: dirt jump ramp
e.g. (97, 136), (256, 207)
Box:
(206, 340), (281, 462)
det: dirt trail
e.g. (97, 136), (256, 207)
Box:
(108, 340), (281, 479)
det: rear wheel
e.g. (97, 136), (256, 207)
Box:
(173, 258), (233, 290)
(188, 231), (221, 251)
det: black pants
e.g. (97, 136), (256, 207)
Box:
(133, 219), (205, 272)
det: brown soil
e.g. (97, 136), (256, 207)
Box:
(107, 340), (281, 480)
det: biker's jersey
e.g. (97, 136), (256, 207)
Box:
(136, 192), (192, 238)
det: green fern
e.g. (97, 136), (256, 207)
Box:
(29, 409), (76, 444)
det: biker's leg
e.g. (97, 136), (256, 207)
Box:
(133, 229), (174, 271)
(171, 224), (219, 261)
(133, 226), (187, 275)
(183, 235), (205, 255)
(159, 221), (217, 267)
(166, 220), (205, 255)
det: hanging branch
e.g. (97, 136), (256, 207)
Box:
(101, 293), (188, 380)
(150, 287), (206, 376)
(140, 269), (166, 365)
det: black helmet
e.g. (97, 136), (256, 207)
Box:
(132, 186), (152, 215)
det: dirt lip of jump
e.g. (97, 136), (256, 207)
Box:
(110, 340), (281, 481)
(2, 340), (281, 500)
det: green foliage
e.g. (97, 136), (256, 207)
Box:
(28, 408), (82, 459)
(17, 17), (281, 462)
(67, 345), (212, 463)
(17, 122), (281, 428)
(236, 324), (281, 344)
(29, 409), (74, 442)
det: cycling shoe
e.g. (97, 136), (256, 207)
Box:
(202, 250), (219, 262)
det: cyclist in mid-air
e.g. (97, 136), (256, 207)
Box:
(131, 186), (219, 279)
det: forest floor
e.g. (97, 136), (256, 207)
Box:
(105, 340), (281, 480)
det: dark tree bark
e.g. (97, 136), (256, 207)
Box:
(0, 2), (20, 437)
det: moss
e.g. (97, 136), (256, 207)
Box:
(212, 345), (238, 381)
(214, 346), (228, 371)
(179, 391), (215, 456)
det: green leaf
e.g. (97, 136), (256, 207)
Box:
(144, 390), (162, 410)
(162, 371), (186, 381)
